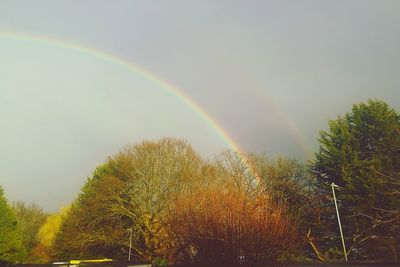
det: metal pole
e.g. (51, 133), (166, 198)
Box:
(331, 182), (348, 262)
(127, 228), (132, 261)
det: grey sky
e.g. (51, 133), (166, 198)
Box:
(1, 1), (399, 211)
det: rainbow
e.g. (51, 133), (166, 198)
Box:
(0, 31), (312, 171)
(0, 31), (243, 151)
(254, 92), (314, 159)
(203, 40), (313, 159)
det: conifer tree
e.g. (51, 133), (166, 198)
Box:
(311, 100), (400, 261)
(0, 185), (24, 263)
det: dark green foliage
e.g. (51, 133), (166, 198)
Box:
(53, 164), (128, 260)
(258, 157), (311, 207)
(311, 99), (400, 261)
(152, 256), (168, 267)
(0, 186), (24, 263)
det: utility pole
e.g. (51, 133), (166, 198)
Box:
(331, 182), (348, 262)
(127, 228), (132, 261)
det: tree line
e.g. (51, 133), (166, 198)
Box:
(0, 99), (399, 265)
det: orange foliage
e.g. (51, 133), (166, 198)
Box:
(28, 244), (50, 263)
(167, 184), (300, 265)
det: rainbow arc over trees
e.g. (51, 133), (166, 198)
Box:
(0, 31), (243, 152)
(0, 31), (311, 176)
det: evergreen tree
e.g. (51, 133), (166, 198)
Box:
(311, 100), (400, 261)
(0, 185), (24, 263)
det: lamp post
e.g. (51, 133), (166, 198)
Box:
(127, 228), (132, 261)
(331, 182), (348, 262)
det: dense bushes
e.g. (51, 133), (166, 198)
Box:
(168, 184), (299, 265)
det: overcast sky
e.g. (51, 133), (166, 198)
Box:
(1, 0), (399, 211)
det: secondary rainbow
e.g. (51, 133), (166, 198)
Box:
(204, 40), (313, 159)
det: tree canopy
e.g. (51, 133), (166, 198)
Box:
(12, 201), (48, 263)
(55, 138), (206, 262)
(311, 99), (400, 261)
(53, 139), (305, 265)
(0, 186), (24, 263)
(4, 99), (399, 264)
